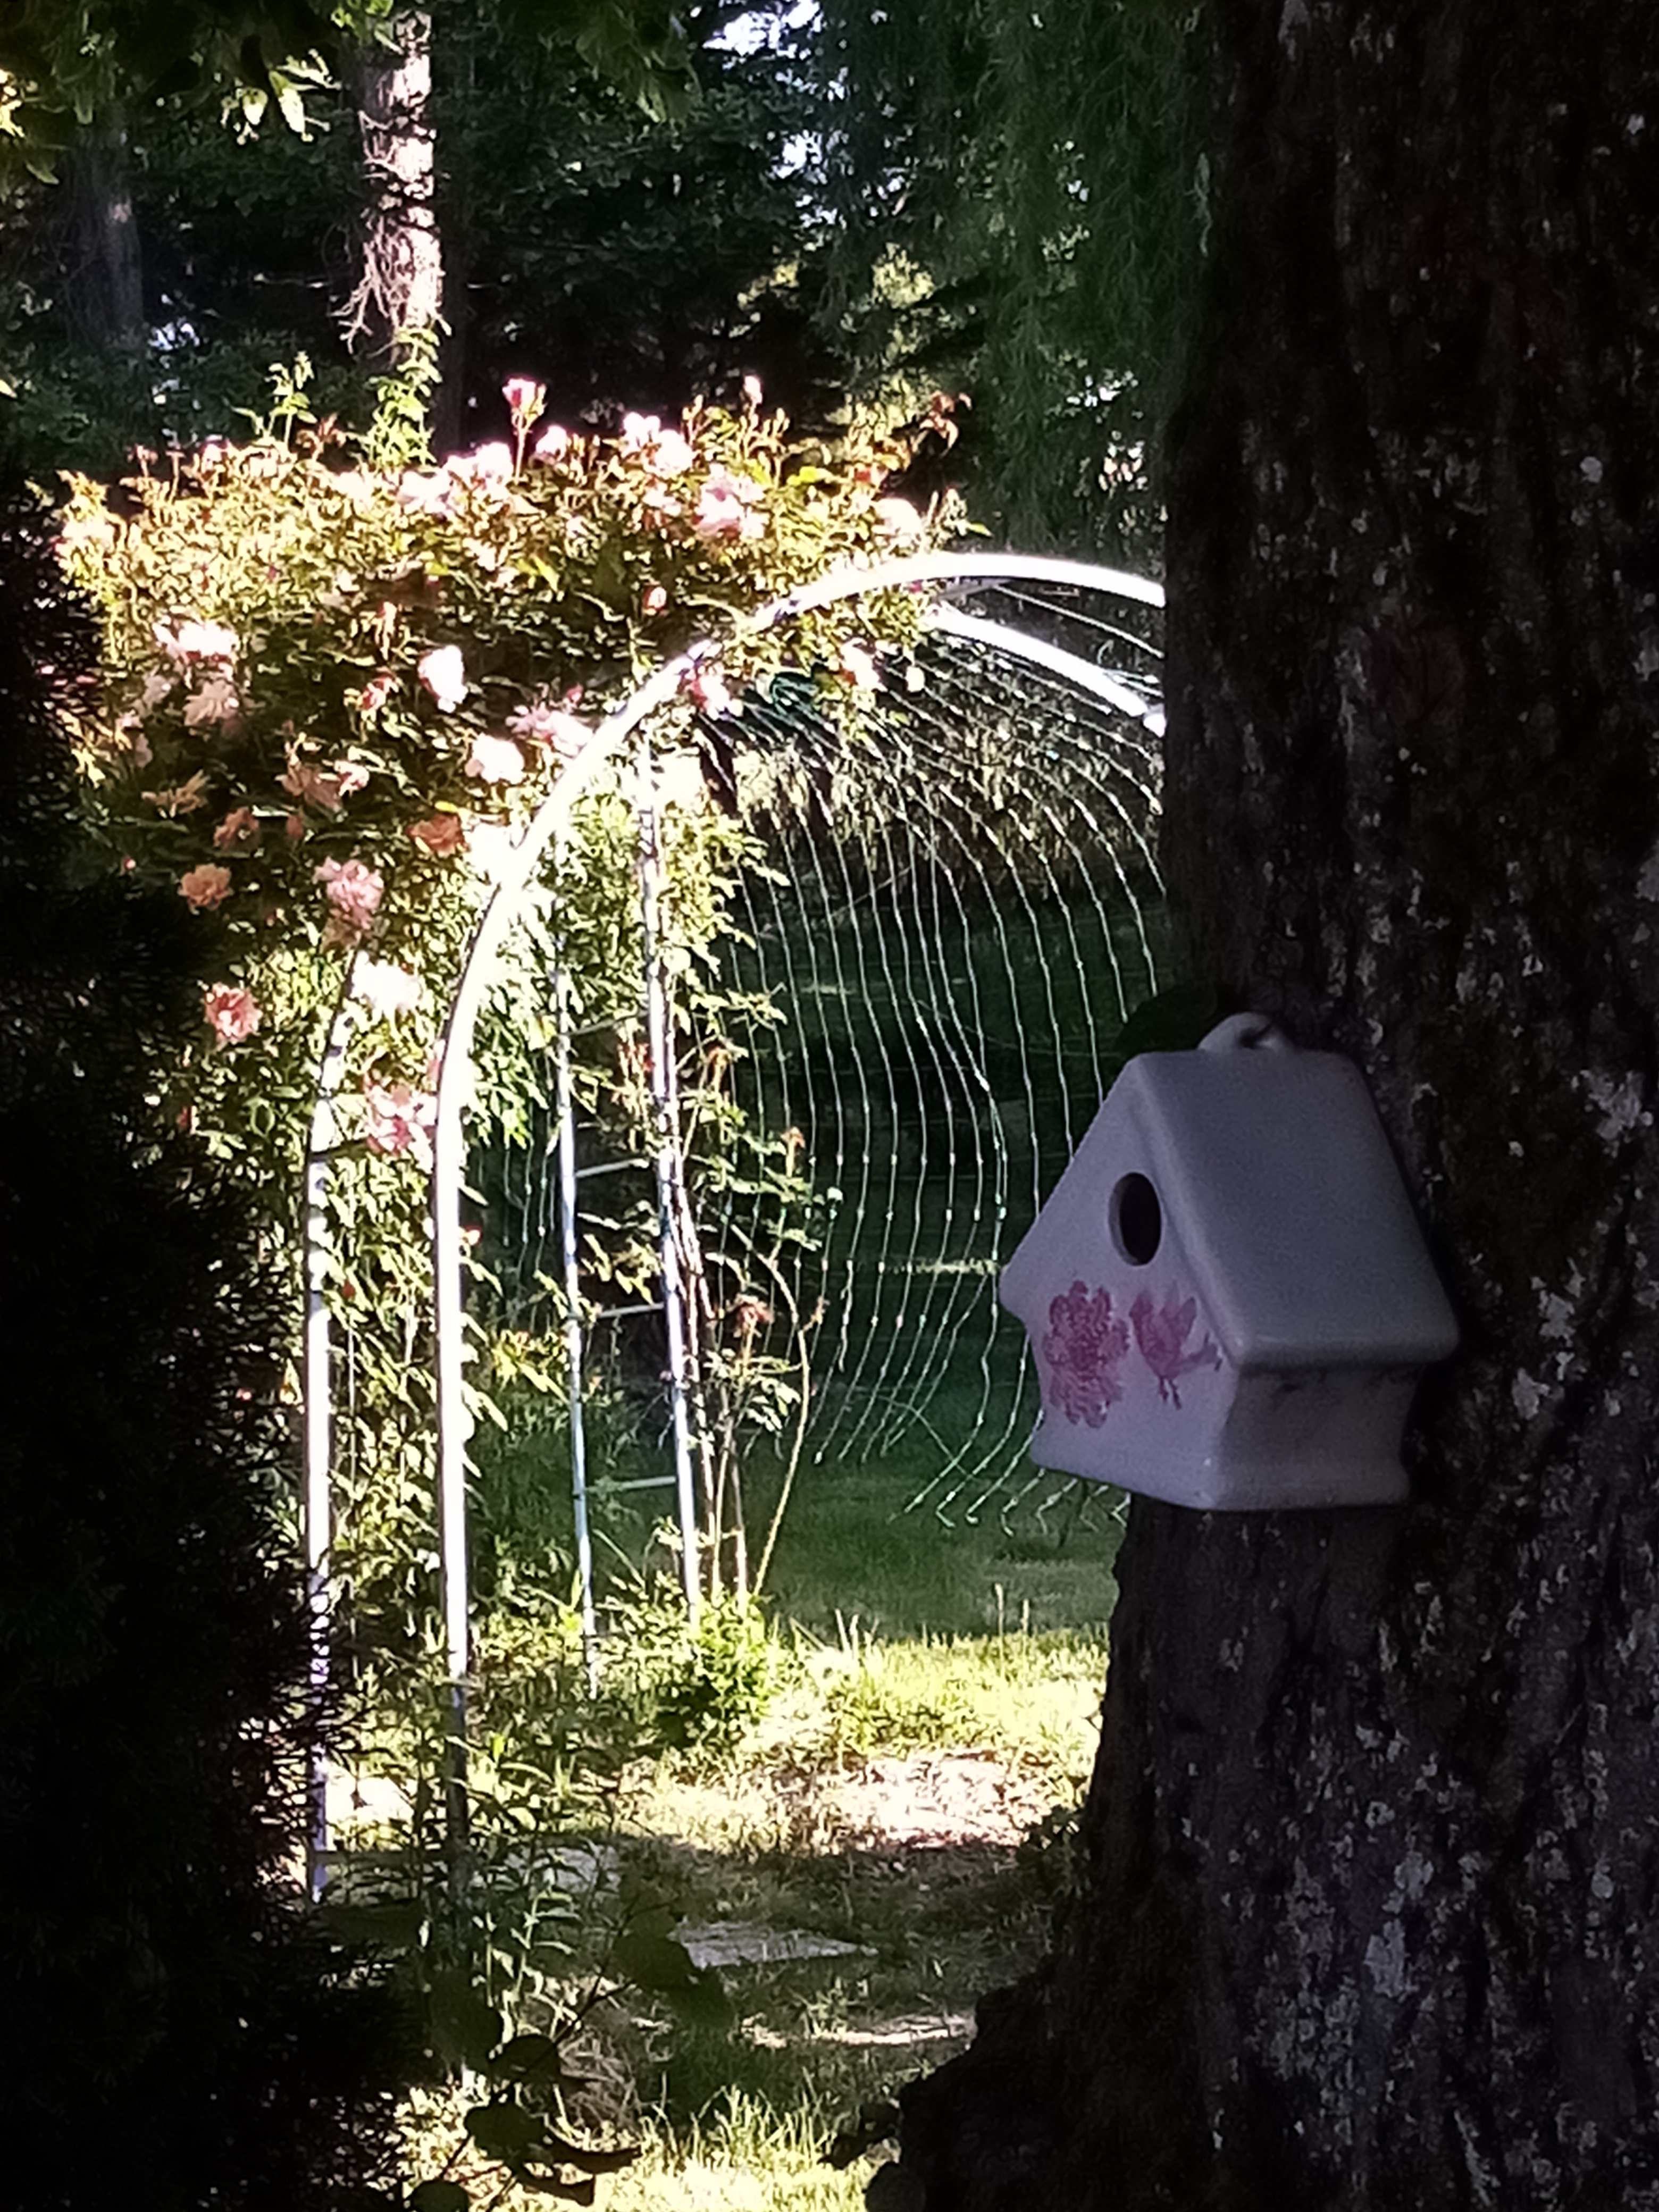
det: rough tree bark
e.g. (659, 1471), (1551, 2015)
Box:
(343, 8), (443, 368)
(886, 3), (1659, 2207)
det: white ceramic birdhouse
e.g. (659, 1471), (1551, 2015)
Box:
(1000, 1014), (1458, 1510)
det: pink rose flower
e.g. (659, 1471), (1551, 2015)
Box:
(621, 411), (662, 449)
(651, 428), (696, 476)
(506, 700), (590, 759)
(465, 733), (526, 784)
(693, 467), (764, 542)
(503, 375), (546, 423)
(179, 862), (233, 911)
(408, 814), (466, 857)
(357, 671), (398, 717)
(203, 982), (260, 1047)
(446, 443), (513, 487)
(314, 856), (384, 946)
(417, 644), (468, 713)
(641, 583), (668, 615)
(182, 673), (240, 729)
(396, 468), (453, 516)
(363, 1078), (438, 1169)
(533, 423), (572, 463)
(212, 806), (261, 853)
(279, 759), (345, 813)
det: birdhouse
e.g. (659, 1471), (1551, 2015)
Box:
(1000, 1015), (1457, 1511)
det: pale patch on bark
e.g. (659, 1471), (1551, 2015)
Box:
(343, 12), (442, 361)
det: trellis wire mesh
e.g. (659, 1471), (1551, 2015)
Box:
(491, 566), (1163, 1548)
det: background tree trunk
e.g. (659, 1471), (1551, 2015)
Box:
(887, 3), (1659, 2206)
(343, 9), (443, 368)
(61, 107), (147, 358)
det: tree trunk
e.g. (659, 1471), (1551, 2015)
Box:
(61, 107), (146, 358)
(431, 9), (475, 458)
(343, 9), (443, 367)
(886, 3), (1659, 2207)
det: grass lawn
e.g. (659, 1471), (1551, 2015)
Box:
(360, 1422), (1125, 2209)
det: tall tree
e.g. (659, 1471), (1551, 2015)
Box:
(57, 104), (146, 357)
(1, 0), (841, 473)
(883, 3), (1659, 2206)
(341, 7), (442, 366)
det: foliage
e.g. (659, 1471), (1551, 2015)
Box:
(0, 0), (690, 177)
(0, 0), (376, 176)
(604, 1581), (781, 1753)
(0, 0), (834, 479)
(809, 0), (1213, 552)
(0, 479), (406, 2202)
(437, 2), (845, 434)
(323, 1587), (756, 2206)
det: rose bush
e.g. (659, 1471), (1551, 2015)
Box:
(57, 370), (950, 1654)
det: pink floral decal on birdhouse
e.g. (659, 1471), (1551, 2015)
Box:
(1042, 1280), (1130, 1427)
(1130, 1288), (1222, 1408)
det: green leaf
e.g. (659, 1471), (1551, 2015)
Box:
(465, 2100), (542, 2160)
(493, 2031), (564, 2082)
(409, 2182), (472, 2212)
(539, 2134), (639, 2177)
(611, 1926), (699, 1991)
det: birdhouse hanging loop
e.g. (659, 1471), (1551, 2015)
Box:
(1000, 1014), (1458, 1511)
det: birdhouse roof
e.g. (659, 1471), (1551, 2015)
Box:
(1024, 1040), (1458, 1370)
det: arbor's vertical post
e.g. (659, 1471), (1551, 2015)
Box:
(302, 1153), (333, 1900)
(635, 734), (701, 1622)
(302, 995), (356, 1901)
(432, 1035), (472, 1903)
(554, 957), (599, 1691)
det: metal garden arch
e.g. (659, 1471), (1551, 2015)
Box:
(303, 550), (1164, 1887)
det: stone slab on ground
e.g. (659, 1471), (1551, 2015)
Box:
(677, 1921), (878, 1972)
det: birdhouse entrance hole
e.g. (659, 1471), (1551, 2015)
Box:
(1111, 1172), (1162, 1266)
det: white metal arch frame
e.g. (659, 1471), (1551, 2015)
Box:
(303, 551), (1163, 1886)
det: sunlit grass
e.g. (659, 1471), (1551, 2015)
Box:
(607, 2096), (865, 2211)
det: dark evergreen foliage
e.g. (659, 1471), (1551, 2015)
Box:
(809, 0), (1211, 554)
(0, 485), (405, 2206)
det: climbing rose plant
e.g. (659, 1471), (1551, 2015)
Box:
(56, 377), (947, 1647)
